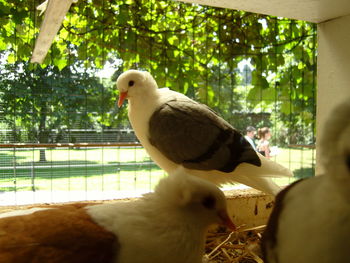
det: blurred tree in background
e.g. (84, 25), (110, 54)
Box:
(0, 61), (118, 160)
(0, 0), (316, 147)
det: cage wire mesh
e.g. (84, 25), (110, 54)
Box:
(0, 0), (316, 205)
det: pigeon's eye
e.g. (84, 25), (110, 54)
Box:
(128, 80), (135, 87)
(201, 195), (216, 210)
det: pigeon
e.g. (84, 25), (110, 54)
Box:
(116, 69), (293, 195)
(261, 99), (350, 263)
(0, 171), (235, 263)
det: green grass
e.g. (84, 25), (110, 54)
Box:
(273, 146), (315, 185)
(0, 147), (315, 193)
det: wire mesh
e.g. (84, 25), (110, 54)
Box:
(0, 0), (316, 205)
(0, 144), (164, 205)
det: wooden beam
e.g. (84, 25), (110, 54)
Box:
(31, 0), (76, 64)
(0, 143), (142, 148)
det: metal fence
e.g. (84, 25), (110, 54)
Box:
(0, 0), (317, 205)
(0, 143), (166, 205)
(0, 142), (315, 205)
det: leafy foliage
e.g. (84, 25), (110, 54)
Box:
(0, 0), (317, 146)
(0, 61), (119, 143)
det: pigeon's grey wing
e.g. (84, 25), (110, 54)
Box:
(148, 99), (261, 173)
(261, 179), (303, 263)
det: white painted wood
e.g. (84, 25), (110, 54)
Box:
(31, 0), (75, 63)
(316, 15), (350, 174)
(178, 0), (350, 23)
(0, 207), (52, 218)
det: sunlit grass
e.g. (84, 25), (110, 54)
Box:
(0, 147), (315, 193)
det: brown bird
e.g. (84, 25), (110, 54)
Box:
(0, 171), (235, 263)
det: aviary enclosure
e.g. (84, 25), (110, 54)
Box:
(0, 0), (316, 205)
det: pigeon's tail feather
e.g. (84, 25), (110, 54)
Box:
(234, 153), (293, 179)
(184, 152), (292, 195)
(231, 175), (282, 196)
(186, 167), (283, 196)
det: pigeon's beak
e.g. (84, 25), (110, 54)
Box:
(218, 210), (236, 231)
(118, 91), (128, 108)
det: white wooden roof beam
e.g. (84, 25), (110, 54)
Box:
(30, 0), (76, 64)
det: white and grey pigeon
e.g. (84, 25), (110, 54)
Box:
(0, 171), (235, 263)
(262, 99), (350, 263)
(116, 69), (293, 196)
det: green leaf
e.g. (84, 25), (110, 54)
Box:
(7, 53), (15, 63)
(54, 58), (68, 71)
(280, 100), (291, 114)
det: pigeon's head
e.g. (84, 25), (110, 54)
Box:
(116, 70), (158, 107)
(320, 98), (350, 178)
(154, 171), (236, 230)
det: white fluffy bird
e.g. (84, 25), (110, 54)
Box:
(0, 172), (235, 263)
(262, 99), (350, 263)
(117, 70), (293, 195)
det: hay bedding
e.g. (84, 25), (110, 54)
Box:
(204, 225), (265, 263)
